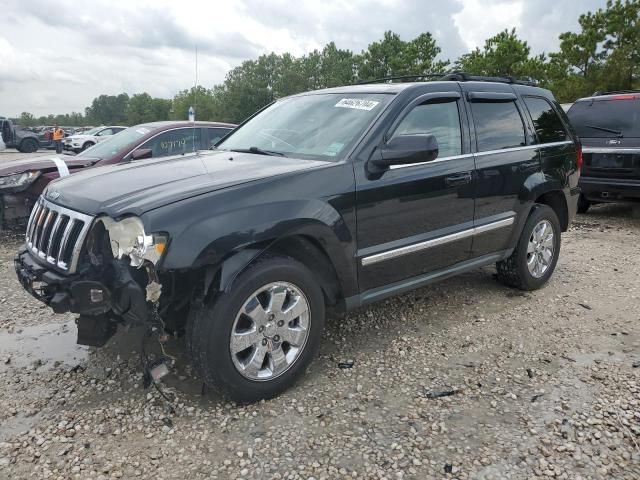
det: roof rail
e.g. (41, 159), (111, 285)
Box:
(354, 71), (538, 87)
(592, 89), (640, 96)
(355, 74), (448, 85)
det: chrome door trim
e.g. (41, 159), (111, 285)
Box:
(388, 140), (574, 170)
(361, 216), (515, 266)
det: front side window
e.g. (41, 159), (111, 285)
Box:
(97, 128), (113, 136)
(391, 100), (462, 157)
(143, 128), (202, 158)
(218, 93), (394, 161)
(524, 97), (568, 143)
(471, 101), (526, 151)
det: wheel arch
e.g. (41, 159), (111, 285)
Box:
(533, 189), (569, 231)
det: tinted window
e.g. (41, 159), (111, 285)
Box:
(391, 100), (462, 157)
(567, 98), (640, 138)
(524, 97), (568, 143)
(143, 128), (202, 158)
(208, 128), (232, 147)
(471, 101), (526, 151)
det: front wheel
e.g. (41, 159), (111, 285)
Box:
(81, 141), (95, 151)
(19, 138), (38, 153)
(496, 204), (561, 291)
(189, 255), (325, 402)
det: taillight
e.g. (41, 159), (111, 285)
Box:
(576, 145), (583, 171)
(609, 94), (639, 100)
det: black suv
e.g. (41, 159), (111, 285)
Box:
(567, 91), (640, 212)
(15, 74), (581, 402)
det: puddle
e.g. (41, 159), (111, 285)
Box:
(0, 321), (88, 370)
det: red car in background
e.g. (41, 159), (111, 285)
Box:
(0, 121), (236, 228)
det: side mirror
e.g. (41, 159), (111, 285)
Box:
(130, 148), (152, 161)
(373, 134), (439, 168)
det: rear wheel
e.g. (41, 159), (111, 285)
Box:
(19, 138), (38, 153)
(496, 204), (561, 291)
(189, 255), (325, 402)
(577, 194), (590, 214)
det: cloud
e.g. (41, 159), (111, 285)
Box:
(0, 0), (609, 117)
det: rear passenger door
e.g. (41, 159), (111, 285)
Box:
(355, 86), (475, 292)
(465, 87), (536, 258)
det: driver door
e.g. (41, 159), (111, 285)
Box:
(355, 87), (475, 292)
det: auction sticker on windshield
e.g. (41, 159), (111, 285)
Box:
(335, 98), (380, 111)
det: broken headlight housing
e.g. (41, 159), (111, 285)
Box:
(0, 171), (40, 191)
(98, 216), (168, 267)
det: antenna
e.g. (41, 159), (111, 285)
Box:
(192, 44), (198, 153)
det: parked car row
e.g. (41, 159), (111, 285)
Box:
(13, 74), (585, 402)
(7, 75), (640, 403)
(0, 121), (235, 227)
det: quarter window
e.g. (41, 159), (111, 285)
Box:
(391, 100), (462, 157)
(142, 128), (203, 158)
(524, 97), (568, 143)
(471, 101), (526, 152)
(208, 128), (232, 147)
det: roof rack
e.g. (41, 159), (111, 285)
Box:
(355, 71), (538, 87)
(592, 89), (640, 96)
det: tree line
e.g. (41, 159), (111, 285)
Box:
(16, 0), (639, 127)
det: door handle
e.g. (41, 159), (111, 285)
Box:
(445, 172), (472, 186)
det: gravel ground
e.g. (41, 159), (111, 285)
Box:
(0, 204), (639, 480)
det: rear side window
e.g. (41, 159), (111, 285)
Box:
(391, 100), (462, 157)
(567, 98), (640, 138)
(208, 127), (232, 147)
(471, 101), (526, 151)
(524, 97), (568, 143)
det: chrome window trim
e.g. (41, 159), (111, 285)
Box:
(582, 147), (640, 154)
(388, 140), (574, 170)
(475, 140), (573, 157)
(361, 216), (515, 266)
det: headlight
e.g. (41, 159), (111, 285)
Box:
(0, 171), (40, 191)
(98, 216), (168, 267)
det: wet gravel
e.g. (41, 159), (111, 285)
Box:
(0, 204), (639, 479)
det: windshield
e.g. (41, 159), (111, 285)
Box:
(218, 93), (393, 160)
(78, 125), (150, 159)
(567, 98), (640, 138)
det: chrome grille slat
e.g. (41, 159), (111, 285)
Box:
(45, 215), (63, 261)
(24, 197), (94, 274)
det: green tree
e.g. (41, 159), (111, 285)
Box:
(19, 112), (35, 127)
(454, 28), (544, 79)
(85, 93), (130, 125)
(356, 31), (446, 80)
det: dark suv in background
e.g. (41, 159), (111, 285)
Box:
(567, 91), (640, 212)
(15, 74), (581, 402)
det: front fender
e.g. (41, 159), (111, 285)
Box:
(155, 199), (358, 297)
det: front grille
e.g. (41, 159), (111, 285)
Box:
(25, 197), (94, 273)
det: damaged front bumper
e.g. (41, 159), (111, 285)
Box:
(15, 248), (151, 346)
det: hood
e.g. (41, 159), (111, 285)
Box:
(44, 150), (330, 217)
(0, 155), (100, 176)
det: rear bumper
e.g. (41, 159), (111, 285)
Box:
(579, 176), (640, 201)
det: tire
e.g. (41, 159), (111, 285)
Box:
(19, 138), (38, 153)
(496, 204), (561, 291)
(577, 194), (590, 214)
(189, 254), (325, 402)
(81, 141), (95, 151)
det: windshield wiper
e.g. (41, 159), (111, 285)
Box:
(584, 124), (623, 137)
(229, 147), (287, 157)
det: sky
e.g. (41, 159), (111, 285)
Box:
(0, 0), (607, 117)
